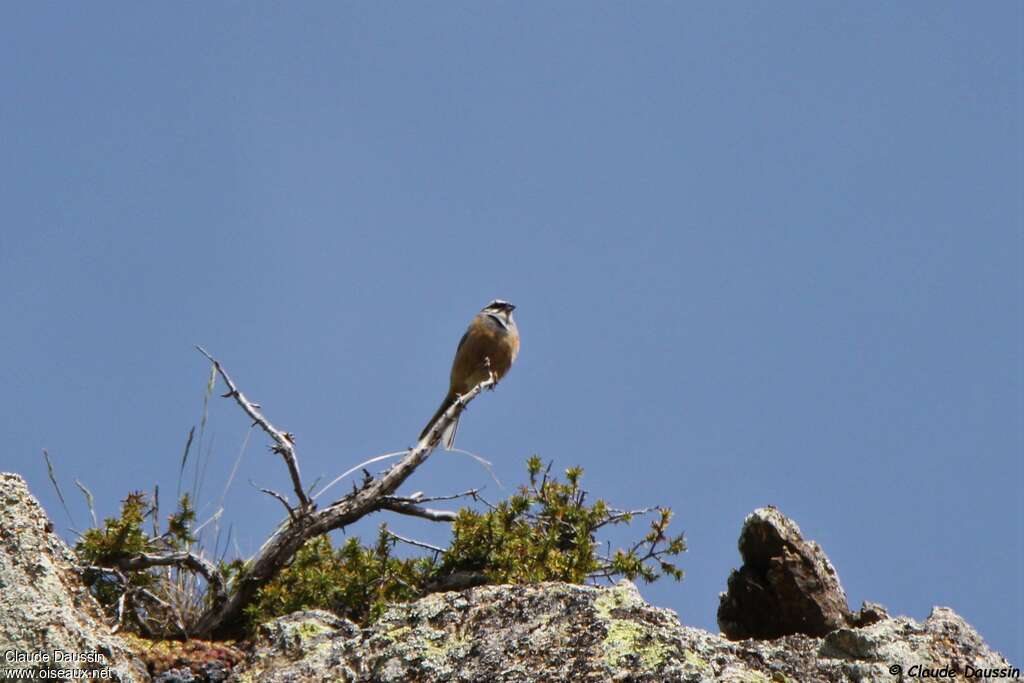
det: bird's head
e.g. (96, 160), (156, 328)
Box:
(483, 299), (515, 314)
(482, 299), (516, 328)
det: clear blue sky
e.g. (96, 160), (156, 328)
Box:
(2, 2), (1021, 664)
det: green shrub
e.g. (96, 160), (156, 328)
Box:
(76, 491), (204, 636)
(243, 457), (685, 631)
(239, 530), (433, 627)
(76, 458), (686, 637)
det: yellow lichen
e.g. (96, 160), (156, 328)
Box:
(297, 620), (332, 638)
(594, 583), (645, 619)
(595, 585), (670, 670)
(684, 650), (708, 669)
(384, 625), (412, 641)
(602, 619), (670, 669)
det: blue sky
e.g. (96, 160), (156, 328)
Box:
(2, 2), (1021, 664)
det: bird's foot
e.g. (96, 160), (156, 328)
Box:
(483, 357), (497, 389)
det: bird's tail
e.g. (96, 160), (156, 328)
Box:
(420, 392), (460, 450)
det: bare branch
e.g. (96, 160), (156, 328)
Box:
(471, 490), (499, 511)
(379, 497), (458, 522)
(195, 346), (310, 511)
(407, 488), (480, 504)
(384, 530), (446, 554)
(108, 551), (228, 608)
(192, 371), (498, 638)
(259, 488), (295, 519)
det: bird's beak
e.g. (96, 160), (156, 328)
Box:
(506, 303), (516, 312)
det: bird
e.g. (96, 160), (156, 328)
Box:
(420, 299), (520, 449)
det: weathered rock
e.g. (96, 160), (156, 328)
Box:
(849, 601), (889, 628)
(256, 610), (359, 658)
(228, 580), (1014, 683)
(2, 474), (1014, 682)
(717, 506), (853, 640)
(0, 472), (150, 682)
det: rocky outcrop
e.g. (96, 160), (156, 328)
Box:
(717, 506), (863, 639)
(2, 473), (1015, 682)
(229, 580), (1014, 682)
(0, 473), (149, 682)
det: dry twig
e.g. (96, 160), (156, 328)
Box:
(186, 350), (497, 638)
(92, 349), (498, 638)
(195, 346), (311, 512)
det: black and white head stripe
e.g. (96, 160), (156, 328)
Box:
(484, 299), (515, 312)
(482, 299), (516, 329)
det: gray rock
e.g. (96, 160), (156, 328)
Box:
(256, 609), (359, 658)
(228, 580), (1013, 683)
(0, 472), (150, 682)
(3, 472), (1014, 683)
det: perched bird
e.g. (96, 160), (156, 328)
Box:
(420, 299), (520, 448)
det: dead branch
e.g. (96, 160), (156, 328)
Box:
(98, 351), (496, 637)
(384, 530), (446, 554)
(250, 480), (296, 519)
(195, 346), (310, 511)
(109, 551), (228, 608)
(185, 356), (498, 638)
(470, 490), (499, 510)
(379, 497), (458, 522)
(403, 489), (481, 504)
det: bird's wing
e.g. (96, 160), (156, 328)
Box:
(455, 329), (470, 354)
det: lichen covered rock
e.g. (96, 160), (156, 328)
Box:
(2, 473), (1013, 683)
(0, 472), (149, 682)
(228, 580), (1012, 682)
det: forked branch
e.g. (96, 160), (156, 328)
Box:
(195, 346), (310, 511)
(107, 551), (228, 608)
(186, 354), (497, 638)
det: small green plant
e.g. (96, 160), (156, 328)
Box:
(76, 491), (206, 636)
(440, 456), (685, 585)
(239, 457), (685, 632)
(75, 457), (685, 637)
(239, 528), (436, 628)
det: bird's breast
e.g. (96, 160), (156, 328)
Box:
(449, 316), (519, 393)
